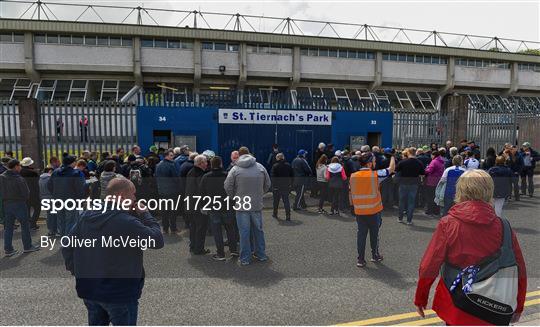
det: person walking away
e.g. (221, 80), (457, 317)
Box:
(439, 155), (466, 216)
(482, 147), (496, 170)
(396, 148), (425, 225)
(224, 147), (271, 266)
(507, 146), (523, 201)
(350, 152), (395, 267)
(266, 144), (280, 171)
(424, 150), (445, 216)
(379, 148), (394, 209)
(56, 118), (63, 142)
(184, 155), (209, 254)
(20, 157), (41, 230)
(463, 149), (480, 170)
(312, 142), (326, 198)
(520, 142), (540, 197)
(79, 116), (89, 142)
(414, 170), (526, 325)
(62, 178), (164, 326)
(325, 157), (346, 215)
(315, 154), (329, 214)
(39, 167), (57, 237)
(270, 153), (294, 221)
(199, 156), (238, 260)
(0, 159), (40, 256)
(48, 155), (86, 236)
(125, 156), (153, 201)
(155, 149), (179, 234)
(99, 161), (125, 200)
(291, 149), (311, 211)
(489, 156), (513, 217)
(178, 152), (198, 229)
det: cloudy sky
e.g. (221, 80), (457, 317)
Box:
(4, 0), (539, 45)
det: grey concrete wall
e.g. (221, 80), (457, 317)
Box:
(34, 44), (133, 71)
(141, 48), (193, 74)
(0, 43), (25, 64)
(202, 51), (239, 75)
(247, 53), (292, 77)
(300, 56), (374, 81)
(454, 66), (511, 88)
(518, 71), (540, 90)
(382, 61), (446, 85)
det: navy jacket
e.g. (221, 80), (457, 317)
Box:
(291, 156), (312, 186)
(62, 209), (163, 303)
(178, 160), (195, 194)
(174, 154), (189, 174)
(488, 165), (513, 199)
(47, 165), (86, 200)
(155, 159), (178, 196)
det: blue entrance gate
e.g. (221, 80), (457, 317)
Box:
(137, 106), (392, 169)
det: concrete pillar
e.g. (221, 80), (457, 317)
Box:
(441, 95), (469, 146)
(238, 42), (247, 90)
(440, 57), (455, 95)
(193, 40), (202, 102)
(24, 32), (39, 82)
(133, 36), (143, 86)
(18, 98), (43, 169)
(504, 62), (519, 96)
(369, 51), (383, 91)
(291, 46), (301, 87)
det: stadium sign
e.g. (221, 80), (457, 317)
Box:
(218, 109), (332, 125)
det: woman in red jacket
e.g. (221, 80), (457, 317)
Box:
(414, 169), (527, 325)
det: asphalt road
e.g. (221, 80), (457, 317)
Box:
(1, 191), (539, 325)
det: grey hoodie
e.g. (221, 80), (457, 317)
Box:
(39, 173), (52, 199)
(99, 171), (125, 199)
(224, 154), (271, 212)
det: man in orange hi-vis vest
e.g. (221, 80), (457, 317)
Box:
(350, 152), (395, 268)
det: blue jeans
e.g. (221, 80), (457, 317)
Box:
(46, 210), (57, 235)
(83, 299), (138, 326)
(236, 211), (266, 264)
(3, 201), (32, 252)
(398, 184), (418, 223)
(356, 213), (382, 261)
(56, 208), (80, 236)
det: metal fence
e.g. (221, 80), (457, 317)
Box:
(0, 100), (21, 158)
(39, 101), (137, 164)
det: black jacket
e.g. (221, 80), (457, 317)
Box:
(184, 166), (206, 213)
(62, 209), (163, 303)
(199, 168), (230, 213)
(0, 170), (30, 203)
(20, 167), (40, 203)
(178, 160), (195, 194)
(488, 165), (513, 199)
(271, 160), (294, 191)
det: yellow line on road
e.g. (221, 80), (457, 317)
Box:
(526, 290), (540, 298)
(396, 317), (442, 326)
(393, 297), (540, 327)
(337, 311), (436, 326)
(337, 291), (540, 326)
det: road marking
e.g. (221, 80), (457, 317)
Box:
(337, 311), (436, 326)
(337, 291), (540, 326)
(396, 317), (442, 326)
(526, 290), (540, 298)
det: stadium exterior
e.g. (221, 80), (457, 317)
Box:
(1, 1), (539, 167)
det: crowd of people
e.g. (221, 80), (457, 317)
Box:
(0, 138), (536, 325)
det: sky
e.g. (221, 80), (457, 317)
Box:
(3, 0), (539, 45)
